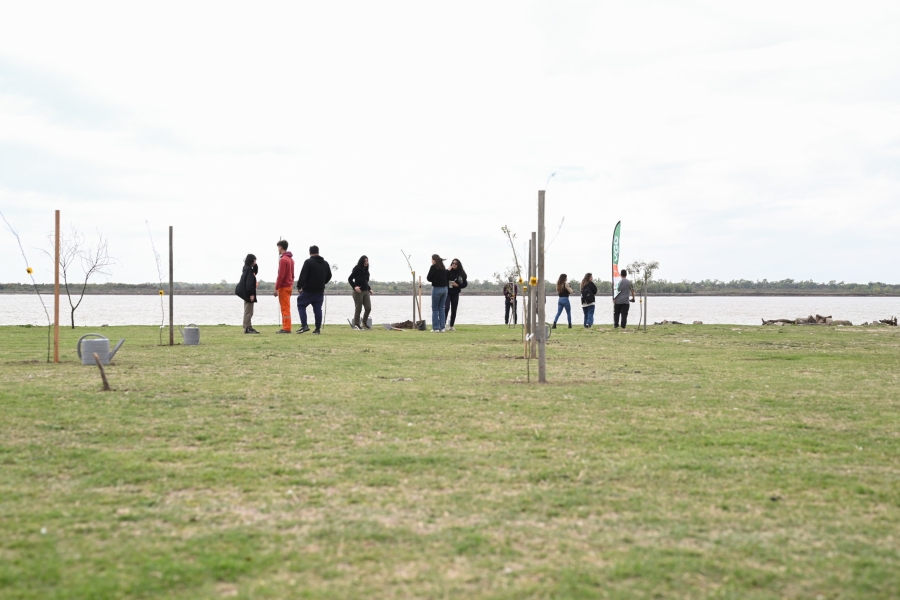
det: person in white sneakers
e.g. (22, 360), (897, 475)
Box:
(426, 254), (449, 332)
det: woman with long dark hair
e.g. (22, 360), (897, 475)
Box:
(235, 254), (259, 334)
(348, 255), (372, 329)
(552, 273), (573, 329)
(426, 254), (449, 332)
(443, 258), (467, 331)
(580, 272), (598, 329)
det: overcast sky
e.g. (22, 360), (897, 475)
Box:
(2, 1), (899, 286)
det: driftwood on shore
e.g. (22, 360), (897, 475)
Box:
(861, 316), (898, 326)
(762, 314), (853, 326)
(653, 320), (685, 325)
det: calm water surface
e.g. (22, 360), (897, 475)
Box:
(1, 294), (898, 327)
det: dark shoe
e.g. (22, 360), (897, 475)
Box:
(568, 325), (572, 329)
(276, 329), (292, 334)
(296, 326), (310, 334)
(312, 329), (321, 335)
(552, 323), (557, 329)
(244, 328), (260, 334)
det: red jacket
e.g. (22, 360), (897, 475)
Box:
(276, 251), (294, 289)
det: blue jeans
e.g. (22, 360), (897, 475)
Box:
(297, 291), (324, 329)
(554, 297), (571, 326)
(431, 286), (448, 330)
(582, 304), (595, 327)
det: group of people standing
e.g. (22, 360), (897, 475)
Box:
(426, 255), (467, 332)
(236, 243), (635, 332)
(235, 240), (335, 335)
(551, 270), (635, 329)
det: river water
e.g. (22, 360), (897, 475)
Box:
(1, 294), (898, 327)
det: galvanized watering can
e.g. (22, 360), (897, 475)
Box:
(178, 324), (200, 345)
(77, 334), (125, 366)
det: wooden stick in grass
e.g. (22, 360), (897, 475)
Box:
(92, 352), (111, 391)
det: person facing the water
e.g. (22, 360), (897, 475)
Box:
(426, 254), (449, 332)
(552, 273), (573, 329)
(580, 273), (598, 329)
(444, 258), (467, 331)
(504, 277), (518, 325)
(274, 241), (294, 333)
(613, 268), (636, 329)
(348, 255), (372, 330)
(235, 253), (259, 334)
(296, 245), (332, 335)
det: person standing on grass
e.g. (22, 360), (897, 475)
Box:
(552, 273), (573, 329)
(235, 254), (260, 334)
(274, 240), (294, 333)
(443, 258), (467, 331)
(504, 277), (518, 324)
(426, 254), (449, 332)
(348, 255), (373, 330)
(295, 245), (332, 335)
(613, 268), (636, 329)
(580, 272), (598, 329)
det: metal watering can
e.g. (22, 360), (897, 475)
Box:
(77, 334), (125, 366)
(178, 324), (200, 345)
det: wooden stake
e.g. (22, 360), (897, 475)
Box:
(418, 276), (424, 324)
(168, 226), (174, 346)
(53, 210), (60, 363)
(529, 233), (536, 359)
(537, 191), (546, 383)
(92, 352), (111, 391)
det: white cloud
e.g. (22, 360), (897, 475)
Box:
(1, 0), (899, 286)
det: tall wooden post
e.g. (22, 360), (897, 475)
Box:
(529, 233), (537, 358)
(168, 226), (174, 346)
(53, 210), (60, 363)
(537, 191), (546, 383)
(412, 271), (416, 324)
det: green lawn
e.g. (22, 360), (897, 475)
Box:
(1, 323), (899, 599)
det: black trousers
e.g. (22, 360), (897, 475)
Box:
(614, 303), (630, 328)
(444, 292), (460, 327)
(505, 298), (517, 324)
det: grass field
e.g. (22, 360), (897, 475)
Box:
(1, 323), (899, 599)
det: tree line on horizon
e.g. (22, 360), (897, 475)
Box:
(2, 278), (899, 296)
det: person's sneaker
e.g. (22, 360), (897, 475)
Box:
(312, 329), (321, 335)
(245, 328), (260, 334)
(362, 324), (372, 330)
(276, 329), (292, 334)
(441, 328), (447, 333)
(449, 326), (456, 331)
(552, 323), (557, 329)
(351, 324), (361, 330)
(432, 329), (439, 333)
(296, 326), (310, 334)
(568, 325), (572, 329)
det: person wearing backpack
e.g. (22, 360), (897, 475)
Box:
(580, 272), (598, 329)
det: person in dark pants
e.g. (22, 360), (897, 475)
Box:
(426, 254), (449, 332)
(295, 245), (332, 335)
(580, 272), (598, 328)
(552, 273), (573, 328)
(235, 254), (259, 334)
(348, 255), (373, 330)
(443, 258), (467, 331)
(504, 277), (518, 324)
(613, 268), (636, 328)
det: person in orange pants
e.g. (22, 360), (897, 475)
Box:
(274, 240), (295, 333)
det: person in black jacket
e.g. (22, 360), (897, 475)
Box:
(234, 254), (260, 334)
(426, 254), (449, 332)
(348, 255), (373, 330)
(580, 272), (598, 329)
(295, 245), (332, 334)
(443, 258), (467, 331)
